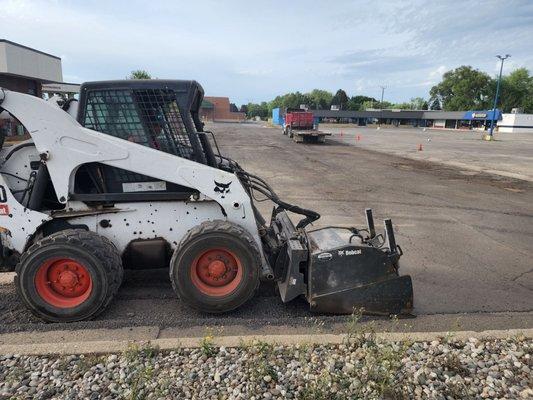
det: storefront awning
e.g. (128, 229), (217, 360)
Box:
(463, 110), (501, 120)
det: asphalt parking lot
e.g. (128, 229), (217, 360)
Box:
(319, 124), (533, 181)
(0, 122), (532, 336)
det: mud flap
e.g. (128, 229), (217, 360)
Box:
(309, 274), (413, 315)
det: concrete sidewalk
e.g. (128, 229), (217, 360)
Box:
(319, 125), (533, 182)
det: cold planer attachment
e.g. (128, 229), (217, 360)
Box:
(273, 208), (413, 315)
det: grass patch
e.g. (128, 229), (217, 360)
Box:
(123, 342), (160, 363)
(241, 339), (279, 385)
(129, 364), (155, 400)
(441, 353), (470, 377)
(298, 371), (333, 400)
(341, 309), (409, 399)
(2, 365), (25, 384)
(73, 354), (105, 374)
(199, 329), (217, 358)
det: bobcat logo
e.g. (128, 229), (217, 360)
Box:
(214, 181), (232, 198)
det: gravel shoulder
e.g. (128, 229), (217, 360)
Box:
(1, 328), (531, 399)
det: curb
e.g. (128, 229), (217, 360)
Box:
(0, 272), (14, 285)
(1, 328), (531, 356)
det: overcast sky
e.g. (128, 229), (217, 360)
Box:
(2, 0), (532, 105)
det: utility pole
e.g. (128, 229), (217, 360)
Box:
(488, 54), (510, 139)
(379, 86), (386, 127)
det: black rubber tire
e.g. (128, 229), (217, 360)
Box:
(288, 126), (294, 138)
(170, 220), (261, 313)
(14, 229), (123, 322)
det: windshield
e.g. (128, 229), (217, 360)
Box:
(83, 88), (195, 159)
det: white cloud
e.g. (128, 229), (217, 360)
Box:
(1, 0), (532, 105)
(429, 66), (447, 79)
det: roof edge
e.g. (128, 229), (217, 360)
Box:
(0, 39), (61, 60)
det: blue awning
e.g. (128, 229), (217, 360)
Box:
(463, 110), (501, 120)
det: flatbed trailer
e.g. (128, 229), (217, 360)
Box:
(286, 127), (332, 143)
(282, 109), (331, 143)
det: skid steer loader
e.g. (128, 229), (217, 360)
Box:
(0, 80), (413, 322)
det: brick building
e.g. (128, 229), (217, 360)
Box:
(200, 96), (245, 122)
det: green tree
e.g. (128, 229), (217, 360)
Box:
(331, 89), (349, 110)
(388, 98), (428, 110)
(239, 104), (248, 114)
(306, 89), (333, 109)
(269, 91), (310, 111)
(246, 102), (269, 119)
(362, 100), (377, 110)
(361, 100), (393, 110)
(391, 102), (413, 110)
(429, 98), (441, 110)
(429, 66), (492, 111)
(128, 70), (152, 79)
(409, 97), (429, 110)
(497, 68), (533, 113)
(230, 103), (239, 112)
(347, 95), (377, 111)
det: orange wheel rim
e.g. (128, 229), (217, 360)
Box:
(190, 248), (243, 296)
(34, 258), (93, 308)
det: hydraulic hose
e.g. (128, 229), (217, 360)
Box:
(234, 168), (320, 229)
(205, 136), (320, 229)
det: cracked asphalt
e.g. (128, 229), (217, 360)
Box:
(0, 122), (532, 335)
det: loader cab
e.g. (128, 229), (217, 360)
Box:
(0, 80), (222, 212)
(71, 80), (220, 203)
(77, 80), (211, 163)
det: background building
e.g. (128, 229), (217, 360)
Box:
(200, 96), (245, 122)
(302, 109), (510, 131)
(0, 40), (80, 138)
(0, 39), (69, 97)
(498, 112), (533, 133)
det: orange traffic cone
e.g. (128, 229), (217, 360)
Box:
(357, 134), (361, 141)
(418, 143), (423, 151)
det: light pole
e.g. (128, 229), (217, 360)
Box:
(488, 54), (510, 139)
(379, 85), (386, 126)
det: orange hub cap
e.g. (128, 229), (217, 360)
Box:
(35, 258), (93, 308)
(190, 249), (243, 296)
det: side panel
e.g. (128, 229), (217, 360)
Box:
(0, 174), (50, 252)
(64, 200), (226, 254)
